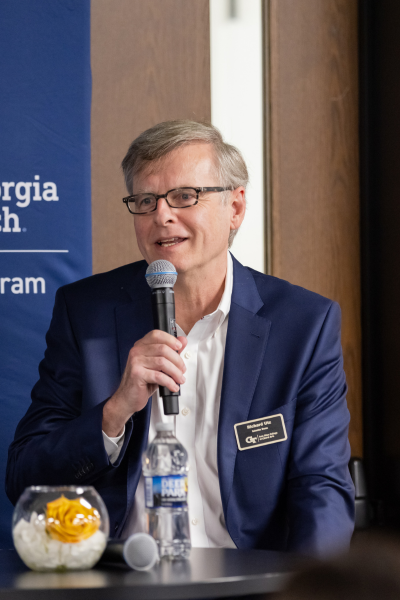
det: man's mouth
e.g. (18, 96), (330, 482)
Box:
(156, 237), (186, 247)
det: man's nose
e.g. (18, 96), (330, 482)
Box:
(153, 197), (175, 223)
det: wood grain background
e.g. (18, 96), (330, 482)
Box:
(91, 0), (362, 456)
(266, 0), (362, 455)
(91, 0), (211, 275)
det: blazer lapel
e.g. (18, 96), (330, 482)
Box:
(114, 263), (154, 526)
(218, 257), (271, 512)
(115, 264), (153, 375)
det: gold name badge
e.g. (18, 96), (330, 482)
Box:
(234, 414), (287, 451)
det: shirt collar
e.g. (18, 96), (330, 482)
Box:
(176, 251), (233, 339)
(216, 251), (233, 320)
(200, 251), (233, 335)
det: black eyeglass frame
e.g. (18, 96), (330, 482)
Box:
(122, 187), (233, 215)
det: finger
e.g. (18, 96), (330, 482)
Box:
(177, 336), (188, 354)
(138, 343), (186, 372)
(122, 356), (184, 392)
(142, 355), (186, 384)
(138, 330), (182, 351)
(146, 369), (180, 393)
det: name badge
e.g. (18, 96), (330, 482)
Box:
(234, 414), (287, 451)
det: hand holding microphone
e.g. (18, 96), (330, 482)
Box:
(103, 261), (186, 435)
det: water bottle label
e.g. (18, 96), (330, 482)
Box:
(145, 475), (188, 508)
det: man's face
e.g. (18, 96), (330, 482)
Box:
(133, 143), (245, 276)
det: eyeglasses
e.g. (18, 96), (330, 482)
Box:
(122, 187), (232, 215)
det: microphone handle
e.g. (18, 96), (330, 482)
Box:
(99, 535), (159, 571)
(151, 287), (180, 415)
(100, 540), (125, 565)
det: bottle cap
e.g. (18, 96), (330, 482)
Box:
(155, 421), (174, 432)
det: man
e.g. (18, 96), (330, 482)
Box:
(6, 120), (354, 555)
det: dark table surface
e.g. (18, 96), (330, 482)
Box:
(0, 547), (297, 600)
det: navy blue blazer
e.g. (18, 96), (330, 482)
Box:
(6, 256), (354, 555)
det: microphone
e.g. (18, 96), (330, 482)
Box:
(100, 533), (159, 571)
(145, 259), (180, 415)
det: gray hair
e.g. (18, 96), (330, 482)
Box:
(121, 120), (249, 247)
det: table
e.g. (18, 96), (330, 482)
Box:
(0, 548), (296, 600)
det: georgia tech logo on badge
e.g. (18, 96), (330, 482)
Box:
(234, 414), (287, 451)
(245, 436), (258, 444)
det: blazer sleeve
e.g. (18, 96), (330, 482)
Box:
(285, 301), (355, 555)
(6, 287), (134, 506)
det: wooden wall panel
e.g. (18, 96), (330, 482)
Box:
(91, 0), (211, 274)
(266, 0), (362, 455)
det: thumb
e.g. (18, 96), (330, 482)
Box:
(177, 336), (188, 353)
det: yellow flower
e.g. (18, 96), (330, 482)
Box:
(46, 495), (100, 543)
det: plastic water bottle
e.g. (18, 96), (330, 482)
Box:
(142, 422), (191, 559)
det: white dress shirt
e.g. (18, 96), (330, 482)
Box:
(103, 253), (236, 548)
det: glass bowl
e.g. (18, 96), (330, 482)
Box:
(12, 486), (109, 572)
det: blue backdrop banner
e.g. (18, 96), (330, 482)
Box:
(0, 0), (92, 547)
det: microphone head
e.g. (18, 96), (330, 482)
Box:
(145, 260), (178, 289)
(123, 533), (159, 571)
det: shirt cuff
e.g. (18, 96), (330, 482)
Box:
(102, 427), (125, 464)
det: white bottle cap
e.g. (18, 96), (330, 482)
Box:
(155, 422), (174, 432)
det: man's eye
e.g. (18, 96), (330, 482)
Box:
(175, 191), (196, 202)
(139, 196), (154, 206)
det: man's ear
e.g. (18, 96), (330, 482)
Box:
(230, 187), (246, 231)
